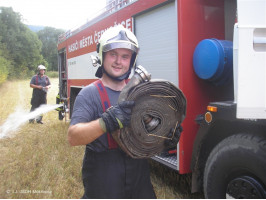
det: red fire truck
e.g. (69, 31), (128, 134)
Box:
(57, 0), (266, 198)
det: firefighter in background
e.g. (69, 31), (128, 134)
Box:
(68, 25), (158, 198)
(29, 65), (51, 124)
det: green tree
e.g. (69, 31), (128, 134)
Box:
(37, 27), (64, 71)
(0, 35), (13, 84)
(0, 42), (10, 84)
(0, 7), (45, 78)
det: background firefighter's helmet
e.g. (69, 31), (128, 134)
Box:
(37, 65), (46, 71)
(95, 25), (139, 81)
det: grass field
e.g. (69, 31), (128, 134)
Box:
(0, 78), (203, 199)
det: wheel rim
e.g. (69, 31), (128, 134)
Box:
(227, 176), (266, 198)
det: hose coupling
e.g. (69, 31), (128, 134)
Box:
(135, 65), (151, 82)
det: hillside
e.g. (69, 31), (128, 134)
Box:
(27, 25), (45, 32)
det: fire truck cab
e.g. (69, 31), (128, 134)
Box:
(57, 0), (266, 198)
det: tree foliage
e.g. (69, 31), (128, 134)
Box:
(0, 39), (12, 84)
(0, 7), (64, 81)
(37, 27), (64, 71)
(0, 7), (46, 78)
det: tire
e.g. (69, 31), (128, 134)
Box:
(204, 133), (266, 198)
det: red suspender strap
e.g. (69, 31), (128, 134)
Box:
(36, 75), (38, 85)
(36, 75), (48, 86)
(45, 76), (48, 85)
(93, 80), (118, 149)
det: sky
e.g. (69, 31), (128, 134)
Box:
(0, 0), (107, 30)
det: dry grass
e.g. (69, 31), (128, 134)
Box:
(149, 161), (204, 199)
(0, 79), (84, 199)
(0, 79), (203, 199)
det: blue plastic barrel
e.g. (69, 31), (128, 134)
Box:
(193, 39), (233, 86)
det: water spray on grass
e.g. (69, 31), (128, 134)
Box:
(0, 104), (62, 139)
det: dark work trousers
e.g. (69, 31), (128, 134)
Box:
(30, 88), (47, 121)
(82, 149), (156, 199)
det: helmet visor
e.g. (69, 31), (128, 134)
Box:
(102, 42), (139, 53)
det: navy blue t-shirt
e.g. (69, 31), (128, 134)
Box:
(30, 75), (51, 88)
(70, 83), (120, 152)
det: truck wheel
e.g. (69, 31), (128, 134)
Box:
(203, 133), (266, 198)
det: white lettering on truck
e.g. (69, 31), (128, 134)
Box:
(68, 40), (79, 52)
(68, 18), (132, 53)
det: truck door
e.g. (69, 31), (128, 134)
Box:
(134, 1), (178, 86)
(58, 48), (67, 99)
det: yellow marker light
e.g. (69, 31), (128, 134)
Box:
(207, 106), (218, 112)
(205, 112), (213, 123)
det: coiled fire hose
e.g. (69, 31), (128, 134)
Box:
(111, 66), (187, 158)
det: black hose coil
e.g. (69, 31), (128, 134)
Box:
(112, 79), (187, 158)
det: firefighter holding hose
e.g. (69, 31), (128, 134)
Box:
(68, 25), (181, 198)
(29, 65), (51, 124)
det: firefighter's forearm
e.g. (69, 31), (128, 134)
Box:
(30, 84), (42, 89)
(67, 119), (105, 146)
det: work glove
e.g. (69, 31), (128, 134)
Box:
(100, 101), (135, 133)
(164, 124), (183, 149)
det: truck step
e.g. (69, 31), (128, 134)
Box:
(152, 154), (178, 171)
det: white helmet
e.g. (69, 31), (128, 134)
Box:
(98, 25), (139, 64)
(95, 25), (139, 81)
(37, 65), (46, 70)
